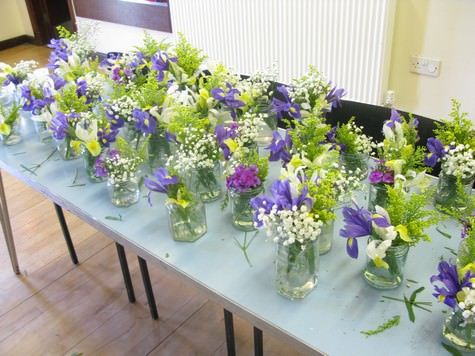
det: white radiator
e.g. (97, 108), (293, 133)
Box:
(169, 0), (396, 104)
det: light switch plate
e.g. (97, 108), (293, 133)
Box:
(410, 56), (441, 77)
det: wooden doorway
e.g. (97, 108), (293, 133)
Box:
(24, 0), (76, 45)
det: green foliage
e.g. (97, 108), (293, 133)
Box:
(307, 171), (337, 223)
(335, 117), (359, 154)
(385, 186), (441, 246)
(0, 103), (20, 124)
(360, 315), (400, 337)
(115, 136), (148, 162)
(175, 33), (207, 76)
(135, 32), (170, 59)
(238, 149), (269, 182)
(199, 63), (237, 91)
(289, 114), (331, 161)
(56, 25), (72, 39)
(434, 99), (475, 148)
(167, 105), (210, 141)
(55, 85), (89, 113)
(132, 75), (166, 109)
(459, 230), (475, 269)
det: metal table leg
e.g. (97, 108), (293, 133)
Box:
(254, 327), (263, 356)
(138, 256), (159, 320)
(0, 171), (20, 274)
(53, 203), (78, 265)
(115, 243), (136, 303)
(223, 309), (236, 356)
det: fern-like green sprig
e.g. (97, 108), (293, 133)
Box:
(175, 33), (207, 76)
(434, 99), (475, 149)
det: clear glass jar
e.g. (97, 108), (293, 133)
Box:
(254, 103), (277, 146)
(341, 152), (369, 180)
(275, 239), (320, 300)
(0, 120), (21, 146)
(147, 130), (172, 171)
(442, 307), (475, 352)
(368, 183), (389, 212)
(32, 120), (52, 144)
(319, 220), (335, 255)
(435, 171), (475, 211)
(82, 149), (105, 183)
(229, 186), (263, 231)
(363, 235), (409, 289)
(166, 198), (207, 242)
(55, 138), (80, 161)
(107, 177), (140, 207)
(187, 162), (223, 203)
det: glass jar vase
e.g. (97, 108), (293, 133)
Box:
(229, 186), (263, 231)
(166, 198), (207, 242)
(442, 307), (475, 352)
(107, 177), (140, 207)
(0, 120), (21, 146)
(363, 236), (409, 289)
(83, 149), (105, 183)
(319, 220), (335, 255)
(32, 119), (52, 144)
(368, 183), (389, 212)
(435, 171), (475, 211)
(55, 138), (80, 161)
(147, 130), (172, 172)
(187, 162), (223, 203)
(341, 152), (369, 180)
(275, 239), (320, 300)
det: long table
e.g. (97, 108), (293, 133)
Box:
(0, 130), (463, 355)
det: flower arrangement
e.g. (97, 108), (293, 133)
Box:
(0, 102), (21, 145)
(0, 60), (38, 106)
(340, 185), (439, 288)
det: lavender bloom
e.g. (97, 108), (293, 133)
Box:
(339, 203), (372, 258)
(271, 85), (301, 120)
(132, 108), (157, 135)
(215, 124), (238, 159)
(151, 51), (177, 81)
(49, 112), (70, 140)
(424, 137), (446, 167)
(430, 260), (475, 308)
(266, 130), (292, 163)
(325, 84), (346, 110)
(144, 167), (179, 206)
(226, 164), (261, 192)
(211, 83), (245, 119)
(94, 156), (108, 177)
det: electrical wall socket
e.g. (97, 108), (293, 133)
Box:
(410, 56), (441, 77)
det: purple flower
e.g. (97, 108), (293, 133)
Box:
(384, 109), (403, 129)
(165, 131), (177, 143)
(151, 51), (177, 82)
(94, 156), (108, 177)
(49, 112), (70, 140)
(226, 164), (261, 192)
(266, 130), (292, 164)
(144, 167), (179, 206)
(430, 260), (475, 309)
(97, 127), (119, 148)
(270, 179), (313, 211)
(133, 108), (157, 135)
(325, 84), (346, 110)
(211, 83), (245, 119)
(424, 137), (446, 167)
(339, 203), (372, 258)
(47, 38), (70, 70)
(50, 73), (66, 90)
(215, 124), (238, 159)
(105, 106), (126, 130)
(250, 195), (275, 228)
(369, 170), (394, 185)
(271, 85), (301, 119)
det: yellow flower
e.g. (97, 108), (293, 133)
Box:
(168, 198), (190, 208)
(460, 262), (475, 276)
(86, 140), (101, 156)
(395, 224), (412, 242)
(71, 140), (82, 154)
(0, 123), (11, 136)
(223, 138), (238, 153)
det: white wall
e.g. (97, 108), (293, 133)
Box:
(0, 0), (33, 41)
(388, 0), (475, 121)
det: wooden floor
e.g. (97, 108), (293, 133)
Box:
(0, 44), (303, 355)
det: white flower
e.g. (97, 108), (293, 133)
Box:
(366, 239), (392, 269)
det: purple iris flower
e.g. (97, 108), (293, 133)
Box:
(211, 83), (245, 119)
(384, 108), (403, 129)
(250, 195), (275, 228)
(325, 84), (346, 110)
(105, 107), (125, 130)
(226, 164), (261, 192)
(270, 179), (313, 211)
(424, 137), (446, 167)
(3, 73), (21, 86)
(144, 167), (179, 206)
(165, 131), (177, 143)
(133, 108), (157, 135)
(98, 128), (119, 148)
(215, 124), (238, 159)
(76, 79), (87, 97)
(151, 51), (177, 82)
(94, 156), (108, 177)
(49, 112), (70, 140)
(339, 203), (372, 258)
(50, 73), (66, 90)
(266, 130), (292, 164)
(271, 85), (301, 120)
(430, 260), (475, 308)
(47, 38), (70, 70)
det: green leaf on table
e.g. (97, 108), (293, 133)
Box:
(105, 214), (123, 222)
(436, 227), (452, 239)
(404, 296), (416, 322)
(409, 286), (425, 303)
(232, 231), (258, 268)
(407, 279), (419, 284)
(441, 342), (463, 356)
(360, 315), (400, 337)
(13, 151), (26, 156)
(444, 247), (457, 256)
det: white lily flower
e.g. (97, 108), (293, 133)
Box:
(366, 239), (392, 269)
(75, 120), (98, 142)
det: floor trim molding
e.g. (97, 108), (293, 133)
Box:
(0, 35), (36, 51)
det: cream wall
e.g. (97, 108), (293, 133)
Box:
(0, 0), (33, 41)
(388, 0), (475, 121)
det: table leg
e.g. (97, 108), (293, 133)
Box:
(253, 327), (263, 356)
(115, 243), (136, 303)
(223, 309), (236, 356)
(53, 203), (78, 265)
(138, 256), (159, 320)
(0, 171), (20, 274)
